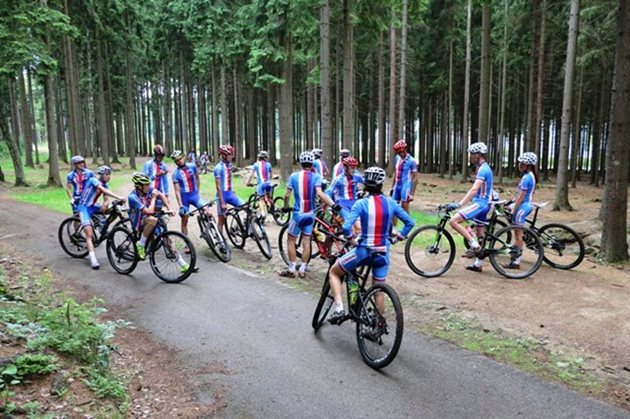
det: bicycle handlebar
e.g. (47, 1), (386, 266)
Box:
(187, 201), (214, 217)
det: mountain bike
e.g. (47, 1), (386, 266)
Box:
(224, 195), (273, 259)
(247, 183), (290, 226)
(312, 240), (403, 370)
(106, 211), (196, 283)
(405, 203), (544, 279)
(188, 202), (231, 263)
(58, 199), (129, 258)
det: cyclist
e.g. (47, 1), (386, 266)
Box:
(200, 151), (210, 174)
(327, 156), (363, 221)
(448, 142), (494, 272)
(171, 150), (211, 238)
(506, 152), (538, 269)
(187, 148), (198, 166)
(245, 150), (273, 220)
(143, 144), (170, 211)
(66, 155), (94, 214)
(312, 148), (328, 179)
(327, 167), (415, 323)
(76, 165), (125, 270)
(214, 144), (244, 233)
(128, 172), (179, 264)
(390, 139), (418, 233)
(331, 149), (351, 178)
(280, 151), (338, 279)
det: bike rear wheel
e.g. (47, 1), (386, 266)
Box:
(538, 223), (585, 270)
(312, 276), (334, 332)
(488, 225), (543, 279)
(198, 215), (231, 262)
(251, 220), (272, 260)
(58, 217), (89, 258)
(225, 211), (246, 249)
(106, 226), (138, 274)
(272, 197), (291, 226)
(149, 231), (196, 283)
(404, 225), (455, 277)
(278, 224), (317, 266)
(356, 283), (403, 369)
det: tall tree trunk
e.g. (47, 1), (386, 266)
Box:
(44, 74), (62, 186)
(554, 0), (580, 211)
(343, 0), (354, 152)
(448, 39), (455, 179)
(95, 34), (109, 165)
(17, 71), (34, 167)
(104, 42), (118, 163)
(320, 0), (332, 160)
(461, 0), (473, 181)
(525, 3), (538, 150)
(0, 83), (26, 186)
(377, 32), (386, 167)
(54, 76), (67, 163)
(498, 0), (509, 184)
(397, 0), (409, 139)
(8, 78), (21, 152)
(211, 63), (219, 159)
(267, 86), (277, 165)
(220, 64), (229, 145)
(279, 33), (294, 181)
(571, 67), (583, 187)
(233, 66), (242, 165)
(478, 2), (491, 142)
(534, 0), (547, 157)
(26, 70), (40, 163)
(125, 47), (136, 169)
(591, 75), (606, 187)
(387, 20), (397, 173)
(600, 0), (630, 262)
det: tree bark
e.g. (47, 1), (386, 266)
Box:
(534, 0), (546, 157)
(44, 74), (62, 187)
(397, 0), (408, 140)
(478, 2), (491, 142)
(498, 0), (509, 184)
(571, 67), (583, 187)
(0, 81), (26, 186)
(387, 20), (397, 173)
(461, 0), (472, 181)
(279, 33), (294, 181)
(377, 32), (386, 168)
(320, 0), (332, 161)
(343, 0), (354, 152)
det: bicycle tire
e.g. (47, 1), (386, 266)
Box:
(404, 225), (455, 278)
(58, 217), (89, 258)
(356, 283), (403, 369)
(149, 231), (196, 283)
(278, 224), (317, 266)
(251, 219), (273, 259)
(488, 225), (543, 279)
(312, 277), (334, 332)
(198, 215), (231, 262)
(272, 197), (291, 226)
(106, 226), (138, 274)
(538, 223), (585, 270)
(225, 211), (246, 249)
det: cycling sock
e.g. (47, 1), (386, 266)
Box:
(334, 302), (344, 313)
(139, 236), (147, 247)
(514, 257), (522, 265)
(473, 258), (483, 268)
(298, 264), (307, 273)
(288, 262), (296, 272)
(468, 238), (481, 249)
(177, 256), (187, 267)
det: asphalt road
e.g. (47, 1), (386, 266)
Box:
(0, 197), (627, 418)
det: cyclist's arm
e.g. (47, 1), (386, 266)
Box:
(215, 176), (225, 206)
(245, 168), (255, 186)
(283, 187), (292, 209)
(458, 179), (483, 207)
(512, 188), (527, 214)
(195, 171), (201, 192)
(394, 204), (415, 238)
(409, 170), (419, 199)
(66, 182), (74, 200)
(173, 182), (183, 208)
(96, 184), (124, 202)
(316, 187), (335, 208)
(342, 202), (362, 238)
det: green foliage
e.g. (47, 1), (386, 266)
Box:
(84, 367), (127, 401)
(13, 353), (58, 379)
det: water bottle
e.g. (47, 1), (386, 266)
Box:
(348, 277), (359, 307)
(314, 226), (325, 243)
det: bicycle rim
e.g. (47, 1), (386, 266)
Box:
(58, 217), (89, 258)
(251, 221), (272, 259)
(312, 278), (333, 332)
(539, 223), (585, 270)
(489, 225), (543, 279)
(149, 231), (196, 283)
(226, 212), (246, 249)
(404, 226), (455, 277)
(356, 284), (403, 369)
(209, 221), (232, 262)
(106, 226), (138, 274)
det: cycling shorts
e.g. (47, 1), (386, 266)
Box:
(181, 192), (206, 212)
(458, 201), (491, 222)
(392, 184), (412, 203)
(338, 246), (389, 281)
(287, 211), (315, 237)
(71, 201), (80, 214)
(512, 203), (532, 225)
(257, 182), (272, 197)
(78, 204), (102, 227)
(217, 191), (244, 216)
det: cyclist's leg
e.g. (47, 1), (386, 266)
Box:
(80, 206), (99, 268)
(297, 214), (315, 277)
(450, 203), (484, 247)
(279, 217), (300, 277)
(509, 204), (532, 268)
(371, 254), (389, 314)
(391, 187), (403, 230)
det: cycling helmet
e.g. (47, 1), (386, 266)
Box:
(299, 151), (315, 164)
(363, 167), (386, 186)
(132, 172), (151, 186)
(258, 150), (269, 160)
(171, 150), (185, 161)
(340, 149), (351, 158)
(312, 148), (323, 158)
(71, 155), (85, 165)
(96, 165), (112, 176)
(342, 156), (359, 168)
(153, 144), (165, 157)
(518, 152), (538, 166)
(468, 142), (488, 155)
(219, 144), (235, 156)
(393, 139), (407, 153)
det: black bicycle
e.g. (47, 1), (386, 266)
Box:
(405, 204), (544, 279)
(106, 211), (196, 283)
(247, 183), (290, 226)
(188, 202), (231, 263)
(224, 195), (273, 259)
(58, 199), (129, 258)
(312, 241), (403, 370)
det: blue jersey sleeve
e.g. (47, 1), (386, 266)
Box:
(342, 199), (364, 238)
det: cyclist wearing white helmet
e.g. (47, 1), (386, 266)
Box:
(76, 165), (125, 269)
(448, 142), (494, 272)
(279, 151), (338, 278)
(311, 148), (328, 179)
(332, 149), (352, 178)
(327, 166), (415, 324)
(214, 144), (244, 232)
(66, 155), (94, 214)
(505, 152), (539, 269)
(245, 150), (273, 219)
(143, 144), (170, 211)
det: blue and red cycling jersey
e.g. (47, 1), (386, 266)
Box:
(473, 161), (494, 204)
(313, 159), (327, 179)
(173, 163), (199, 193)
(78, 177), (106, 207)
(213, 160), (234, 192)
(127, 188), (153, 232)
(392, 154), (418, 191)
(66, 169), (94, 201)
(328, 172), (364, 202)
(287, 170), (322, 214)
(143, 159), (169, 195)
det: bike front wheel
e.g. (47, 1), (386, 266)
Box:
(404, 225), (455, 277)
(356, 283), (403, 369)
(488, 225), (543, 279)
(149, 231), (196, 283)
(538, 223), (585, 270)
(58, 217), (89, 258)
(106, 226), (138, 274)
(272, 197), (291, 226)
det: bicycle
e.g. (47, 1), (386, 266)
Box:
(404, 203), (544, 279)
(246, 183), (291, 226)
(312, 240), (404, 369)
(224, 195), (273, 260)
(496, 202), (585, 270)
(58, 199), (129, 258)
(106, 211), (196, 283)
(188, 202), (231, 263)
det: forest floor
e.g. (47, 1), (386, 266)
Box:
(1, 168), (629, 416)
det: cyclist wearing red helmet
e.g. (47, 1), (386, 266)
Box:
(214, 144), (244, 232)
(327, 156), (364, 220)
(391, 139), (418, 233)
(332, 149), (351, 178)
